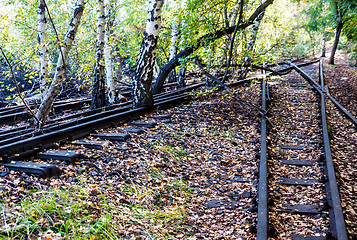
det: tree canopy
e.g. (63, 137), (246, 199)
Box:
(0, 0), (356, 115)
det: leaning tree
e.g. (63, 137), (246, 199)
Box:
(36, 0), (85, 124)
(130, 0), (164, 108)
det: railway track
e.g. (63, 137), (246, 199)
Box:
(257, 60), (349, 239)
(0, 77), (255, 178)
(0, 83), (203, 161)
(0, 81), (183, 125)
(0, 59), (354, 238)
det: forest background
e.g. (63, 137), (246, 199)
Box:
(0, 0), (356, 119)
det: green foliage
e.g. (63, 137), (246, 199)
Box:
(2, 0), (356, 102)
(299, 0), (357, 61)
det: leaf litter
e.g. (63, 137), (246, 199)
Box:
(0, 80), (262, 239)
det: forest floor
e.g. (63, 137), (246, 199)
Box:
(0, 78), (262, 239)
(0, 51), (356, 239)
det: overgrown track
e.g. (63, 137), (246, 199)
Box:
(0, 78), (253, 162)
(0, 86), (194, 161)
(257, 61), (348, 239)
(0, 82), (180, 125)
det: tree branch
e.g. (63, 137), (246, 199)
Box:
(152, 0), (274, 94)
(43, 0), (66, 70)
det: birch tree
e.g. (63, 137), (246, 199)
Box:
(91, 0), (106, 109)
(243, 10), (265, 66)
(36, 0), (85, 123)
(218, 0), (241, 68)
(131, 0), (164, 108)
(321, 33), (326, 57)
(167, 19), (180, 83)
(37, 0), (50, 100)
(104, 0), (116, 105)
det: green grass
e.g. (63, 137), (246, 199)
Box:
(0, 175), (192, 239)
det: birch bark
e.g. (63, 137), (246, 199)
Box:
(37, 0), (50, 100)
(243, 10), (265, 65)
(321, 33), (326, 57)
(36, 0), (85, 123)
(131, 0), (164, 108)
(169, 19), (180, 61)
(104, 0), (116, 104)
(91, 0), (106, 109)
(167, 19), (180, 82)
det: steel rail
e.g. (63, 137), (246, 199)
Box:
(265, 59), (320, 74)
(0, 93), (188, 147)
(0, 78), (252, 161)
(0, 94), (191, 161)
(0, 81), (181, 124)
(291, 63), (348, 240)
(0, 81), (184, 117)
(0, 78), (250, 138)
(319, 60), (357, 127)
(0, 82), (206, 137)
(257, 69), (268, 239)
(0, 75), (257, 163)
(325, 86), (357, 127)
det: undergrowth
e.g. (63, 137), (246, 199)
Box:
(0, 174), (191, 239)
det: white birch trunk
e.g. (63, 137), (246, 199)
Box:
(243, 10), (265, 65)
(167, 19), (180, 82)
(230, 1), (240, 27)
(321, 33), (326, 57)
(37, 0), (50, 100)
(131, 0), (164, 108)
(36, 0), (85, 123)
(169, 19), (180, 61)
(103, 0), (117, 104)
(153, 59), (160, 79)
(91, 0), (106, 109)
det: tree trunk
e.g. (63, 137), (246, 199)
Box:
(321, 33), (326, 57)
(177, 66), (186, 88)
(37, 0), (50, 100)
(243, 10), (265, 65)
(167, 19), (180, 83)
(153, 59), (160, 79)
(36, 0), (84, 124)
(218, 0), (242, 69)
(152, 0), (274, 94)
(329, 20), (343, 65)
(91, 0), (106, 109)
(230, 0), (241, 27)
(104, 0), (115, 104)
(131, 0), (164, 108)
(222, 0), (244, 83)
